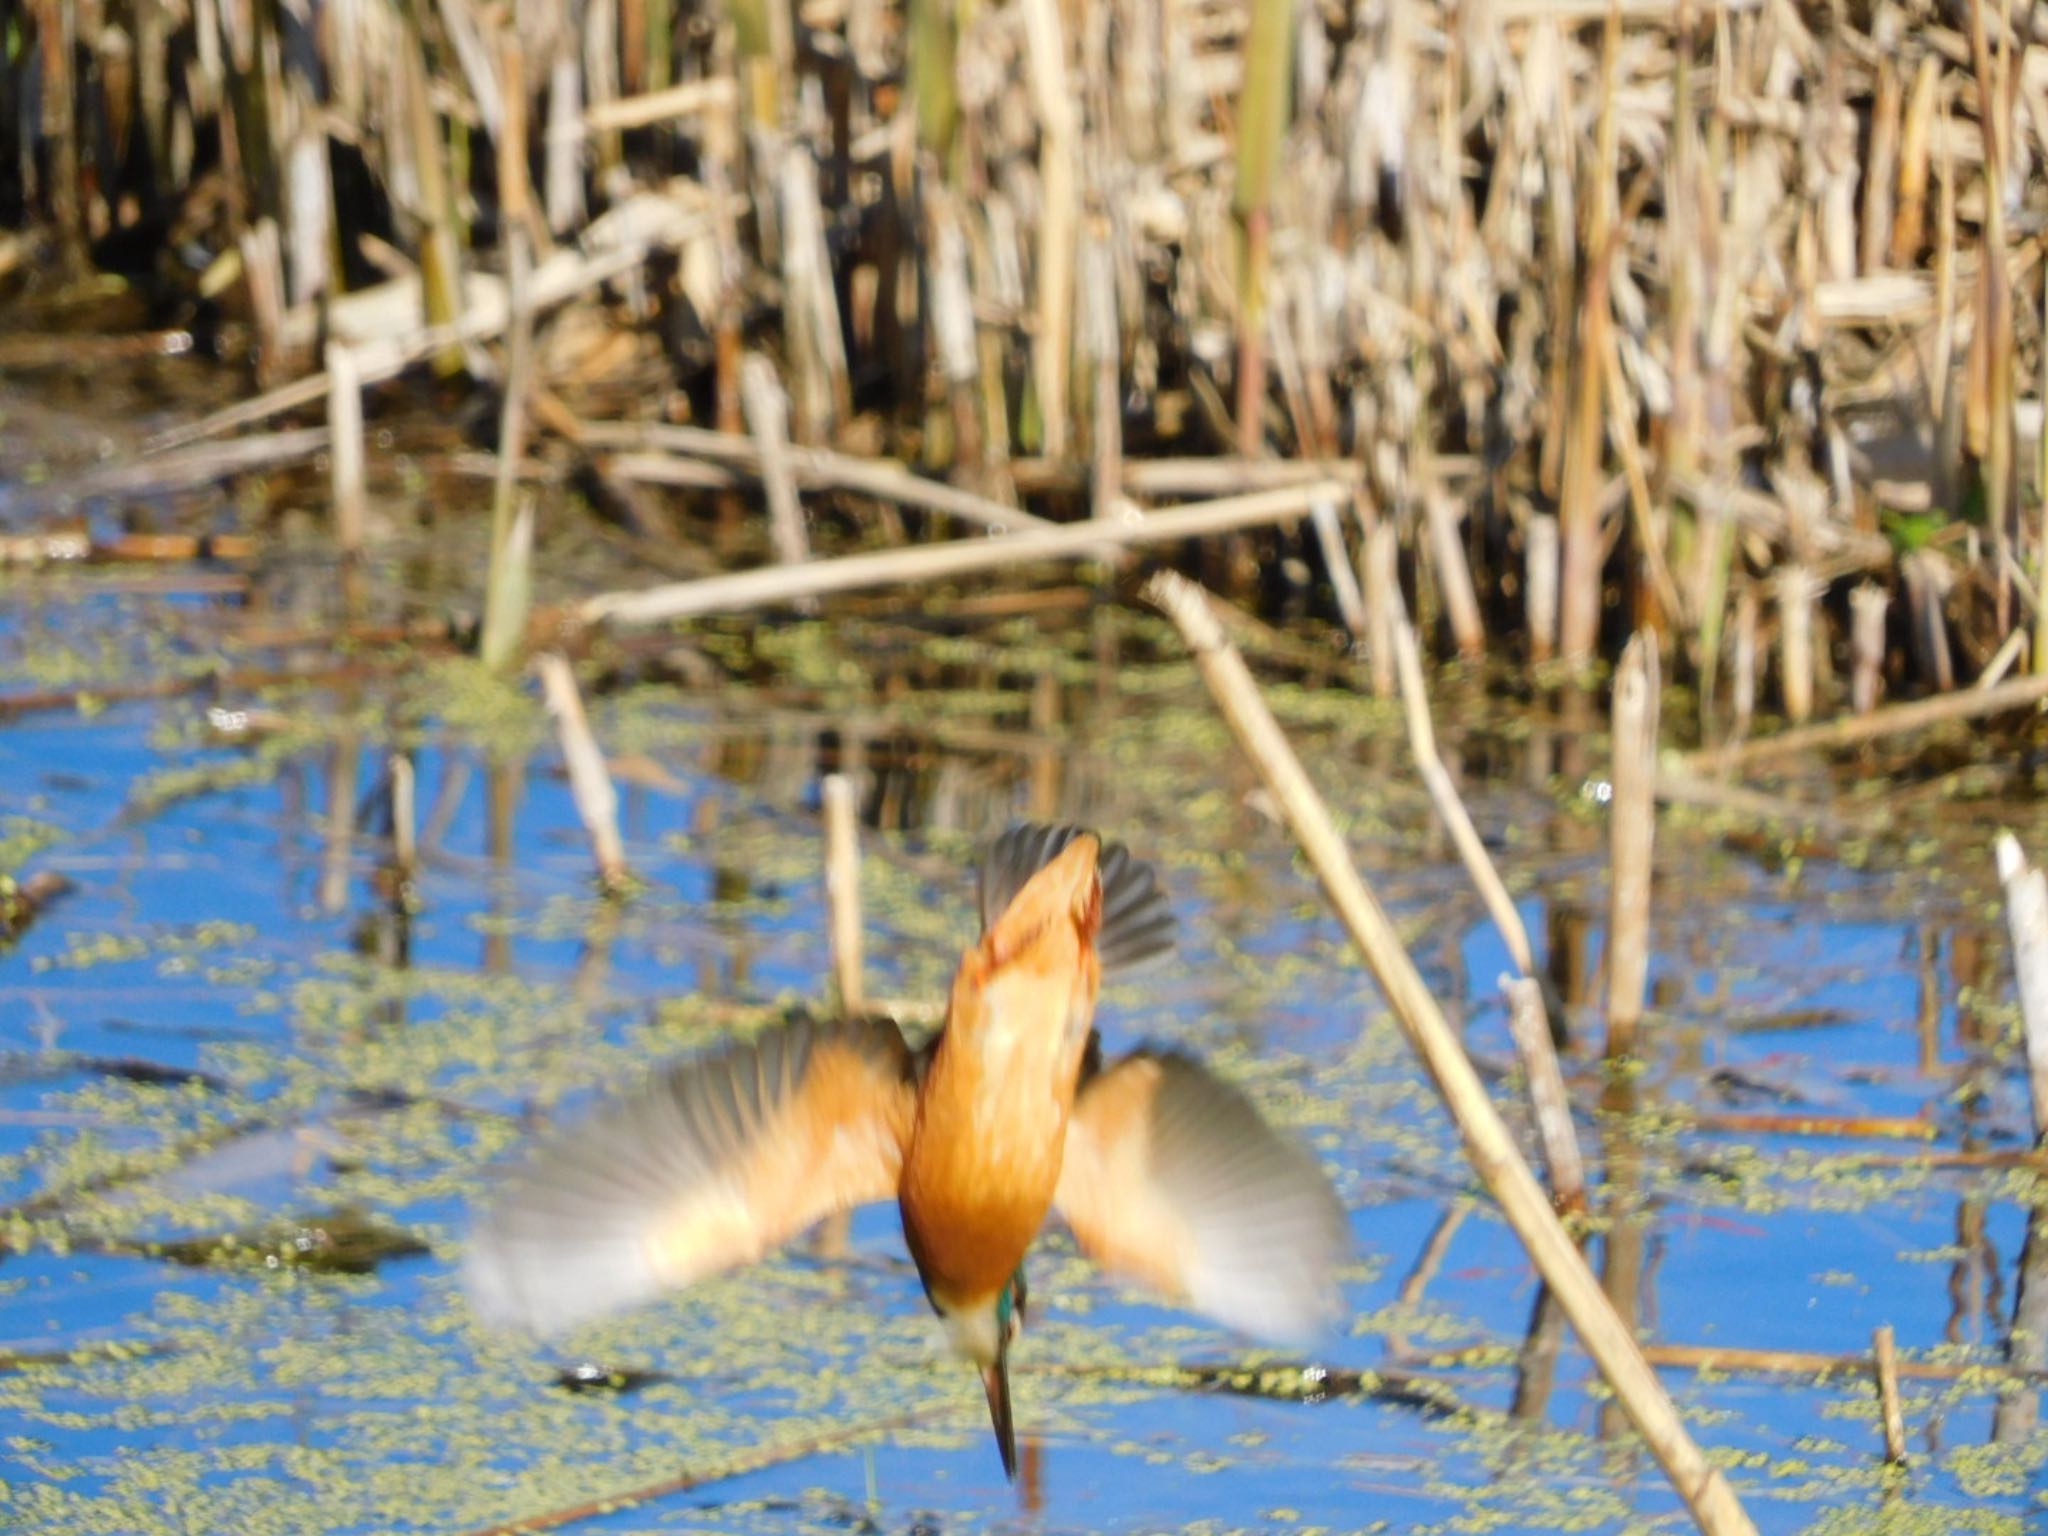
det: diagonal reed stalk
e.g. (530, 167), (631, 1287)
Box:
(1144, 569), (1754, 1536)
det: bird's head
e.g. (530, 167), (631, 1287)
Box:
(931, 1279), (1024, 1480)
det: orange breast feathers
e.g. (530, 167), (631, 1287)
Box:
(899, 835), (1105, 1303)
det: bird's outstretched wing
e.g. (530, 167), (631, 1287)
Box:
(1053, 1050), (1349, 1348)
(466, 1013), (916, 1336)
(979, 824), (1177, 977)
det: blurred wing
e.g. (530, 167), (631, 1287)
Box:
(979, 823), (1177, 977)
(466, 1014), (916, 1336)
(1053, 1051), (1349, 1348)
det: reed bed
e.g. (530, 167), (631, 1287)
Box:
(7, 0), (2048, 724)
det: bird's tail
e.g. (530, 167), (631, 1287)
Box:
(978, 823), (1177, 977)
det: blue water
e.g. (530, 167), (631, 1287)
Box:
(1, 584), (2046, 1533)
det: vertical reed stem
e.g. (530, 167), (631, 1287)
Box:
(1424, 493), (1484, 661)
(1606, 633), (1659, 1059)
(1020, 0), (1077, 458)
(1850, 585), (1888, 715)
(1776, 567), (1815, 725)
(1527, 514), (1560, 666)
(1363, 519), (1399, 699)
(822, 774), (864, 1015)
(326, 342), (368, 553)
(1872, 1325), (1908, 1464)
(1996, 832), (2048, 1144)
(1232, 0), (1291, 459)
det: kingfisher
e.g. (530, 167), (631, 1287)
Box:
(465, 824), (1350, 1479)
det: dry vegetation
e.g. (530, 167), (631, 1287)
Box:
(3, 0), (2047, 719)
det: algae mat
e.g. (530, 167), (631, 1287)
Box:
(1, 580), (2046, 1533)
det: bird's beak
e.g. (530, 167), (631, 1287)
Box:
(980, 1345), (1017, 1482)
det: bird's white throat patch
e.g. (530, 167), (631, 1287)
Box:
(936, 1298), (1004, 1367)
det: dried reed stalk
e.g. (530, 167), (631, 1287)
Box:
(1363, 520), (1399, 698)
(589, 426), (1047, 534)
(326, 343), (367, 553)
(1776, 567), (1816, 724)
(2038, 264), (2048, 674)
(740, 354), (812, 570)
(1310, 498), (1370, 644)
(482, 227), (538, 674)
(1423, 494), (1484, 660)
(1506, 976), (1587, 1212)
(1849, 585), (1888, 715)
(1393, 619), (1539, 983)
(1232, 0), (1291, 457)
(1997, 832), (2048, 1144)
(1688, 673), (2048, 772)
(582, 481), (1341, 625)
(1143, 569), (1755, 1536)
(1872, 1325), (1908, 1463)
(537, 654), (629, 894)
(822, 773), (864, 1014)
(1527, 515), (1560, 665)
(1606, 634), (1659, 1059)
(390, 754), (417, 881)
(1020, 0), (1077, 458)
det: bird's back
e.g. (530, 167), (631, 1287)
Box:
(900, 833), (1105, 1303)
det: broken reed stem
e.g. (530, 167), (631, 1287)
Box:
(1981, 629), (2028, 692)
(822, 773), (864, 1014)
(1423, 493), (1484, 660)
(582, 481), (1343, 625)
(1506, 975), (1587, 1212)
(325, 343), (367, 552)
(1684, 672), (2048, 773)
(591, 423), (1048, 534)
(1849, 585), (1888, 715)
(1310, 497), (1370, 644)
(1392, 619), (1538, 980)
(1996, 831), (2048, 1143)
(740, 354), (812, 570)
(1363, 519), (1399, 698)
(536, 654), (629, 894)
(1776, 568), (1815, 724)
(1142, 570), (1756, 1536)
(1873, 1325), (1908, 1463)
(1527, 514), (1559, 664)
(389, 753), (417, 879)
(1606, 634), (1659, 1059)
(481, 228), (539, 674)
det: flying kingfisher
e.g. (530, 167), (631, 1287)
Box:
(465, 824), (1350, 1479)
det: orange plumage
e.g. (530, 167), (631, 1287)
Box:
(464, 823), (1347, 1484)
(901, 834), (1102, 1313)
